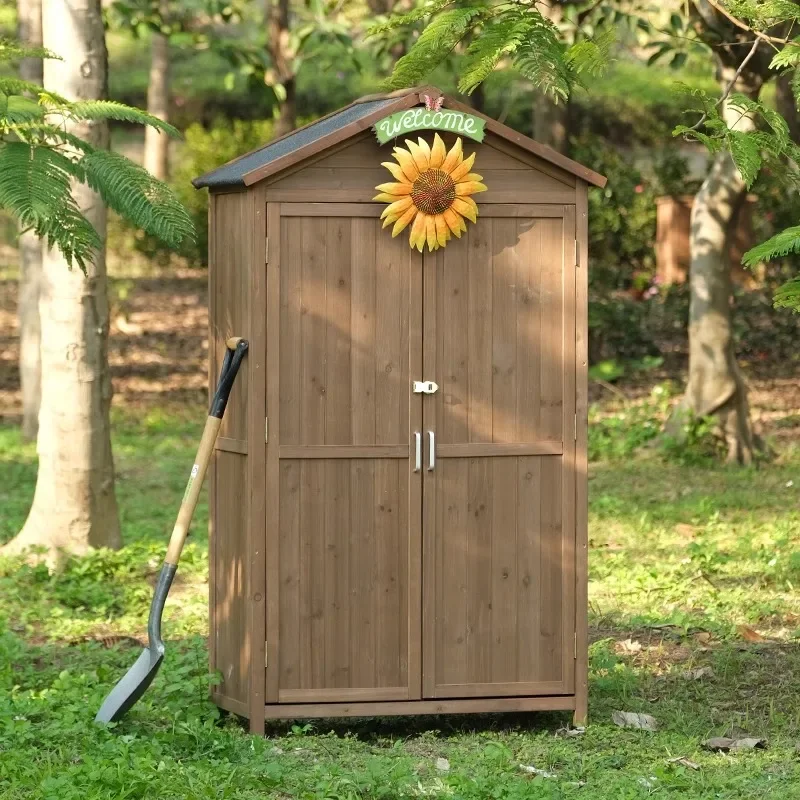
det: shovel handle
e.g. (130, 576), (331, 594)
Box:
(165, 338), (248, 566)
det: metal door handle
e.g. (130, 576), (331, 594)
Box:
(414, 432), (421, 472)
(413, 380), (439, 394)
(427, 431), (435, 471)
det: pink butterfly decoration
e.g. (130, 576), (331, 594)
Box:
(423, 94), (444, 111)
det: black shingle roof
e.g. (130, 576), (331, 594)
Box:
(192, 96), (400, 189)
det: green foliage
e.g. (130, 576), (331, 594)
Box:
(0, 39), (193, 270)
(373, 1), (612, 101)
(116, 118), (277, 265)
(6, 401), (800, 796)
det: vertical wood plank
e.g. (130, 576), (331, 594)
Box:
(278, 460), (301, 690)
(351, 218), (376, 445)
(248, 186), (267, 734)
(265, 201), (282, 703)
(207, 194), (217, 691)
(574, 186), (589, 724)
(539, 218), (564, 440)
(561, 205), (577, 693)
(516, 456), (541, 681)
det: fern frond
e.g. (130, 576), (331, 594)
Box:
(79, 150), (194, 248)
(368, 0), (458, 36)
(742, 225), (800, 266)
(458, 12), (530, 95)
(64, 101), (182, 138)
(513, 10), (571, 102)
(565, 26), (615, 80)
(773, 276), (800, 311)
(728, 130), (762, 187)
(1, 96), (45, 127)
(385, 7), (487, 91)
(770, 40), (800, 69)
(0, 141), (100, 270)
(0, 39), (61, 63)
(11, 122), (96, 152)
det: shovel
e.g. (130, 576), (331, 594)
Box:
(95, 337), (249, 724)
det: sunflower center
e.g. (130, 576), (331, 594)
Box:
(411, 169), (456, 215)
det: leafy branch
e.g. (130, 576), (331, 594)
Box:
(0, 39), (194, 272)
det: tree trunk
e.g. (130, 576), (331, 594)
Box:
(533, 94), (570, 154)
(17, 0), (43, 440)
(143, 4), (171, 180)
(266, 0), (295, 137)
(3, 0), (121, 558)
(533, 1), (569, 154)
(667, 70), (763, 463)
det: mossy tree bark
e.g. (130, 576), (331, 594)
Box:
(16, 0), (43, 440)
(3, 0), (121, 558)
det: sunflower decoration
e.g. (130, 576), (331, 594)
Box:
(374, 133), (487, 252)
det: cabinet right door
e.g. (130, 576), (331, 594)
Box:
(422, 204), (576, 699)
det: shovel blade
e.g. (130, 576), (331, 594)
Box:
(95, 645), (164, 723)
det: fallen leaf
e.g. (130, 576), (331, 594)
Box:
(702, 737), (735, 752)
(617, 638), (643, 655)
(667, 756), (700, 770)
(519, 764), (556, 778)
(612, 711), (658, 731)
(555, 725), (586, 738)
(681, 666), (714, 680)
(737, 625), (767, 643)
(730, 737), (766, 751)
(703, 736), (766, 752)
(693, 632), (712, 645)
(435, 757), (450, 772)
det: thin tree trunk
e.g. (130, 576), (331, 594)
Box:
(17, 0), (43, 440)
(143, 2), (171, 180)
(266, 0), (295, 137)
(4, 0), (121, 558)
(667, 70), (763, 463)
(533, 1), (570, 154)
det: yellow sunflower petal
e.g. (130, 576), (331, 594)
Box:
(443, 207), (464, 238)
(392, 206), (418, 237)
(441, 137), (463, 174)
(410, 212), (427, 251)
(373, 192), (401, 203)
(452, 197), (477, 223)
(457, 172), (483, 183)
(449, 152), (476, 182)
(430, 133), (446, 169)
(434, 214), (448, 247)
(406, 139), (430, 173)
(381, 161), (410, 183)
(425, 215), (437, 251)
(393, 147), (419, 182)
(380, 196), (414, 220)
(416, 137), (432, 165)
(375, 182), (413, 196)
(455, 181), (487, 196)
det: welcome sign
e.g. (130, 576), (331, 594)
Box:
(374, 107), (486, 144)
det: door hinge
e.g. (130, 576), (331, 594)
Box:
(265, 416), (269, 443)
(265, 640), (269, 668)
(265, 237), (269, 264)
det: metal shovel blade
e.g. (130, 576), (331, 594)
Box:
(95, 643), (165, 723)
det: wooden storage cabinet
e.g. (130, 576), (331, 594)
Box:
(195, 87), (604, 734)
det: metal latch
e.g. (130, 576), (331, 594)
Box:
(413, 380), (439, 394)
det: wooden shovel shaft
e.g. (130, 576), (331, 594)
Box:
(165, 416), (222, 565)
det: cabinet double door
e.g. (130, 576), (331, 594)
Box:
(269, 202), (576, 704)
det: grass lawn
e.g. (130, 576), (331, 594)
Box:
(2, 396), (800, 798)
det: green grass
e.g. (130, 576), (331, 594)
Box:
(3, 399), (800, 798)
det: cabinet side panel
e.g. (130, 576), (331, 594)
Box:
(209, 191), (251, 709)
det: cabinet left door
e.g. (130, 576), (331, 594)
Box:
(265, 203), (423, 704)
